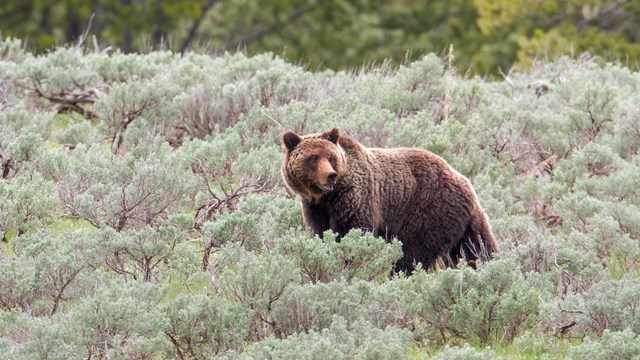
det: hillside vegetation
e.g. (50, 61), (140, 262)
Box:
(4, 0), (640, 75)
(1, 38), (640, 358)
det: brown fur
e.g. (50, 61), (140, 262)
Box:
(281, 128), (498, 274)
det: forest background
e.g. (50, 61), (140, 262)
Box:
(2, 0), (640, 75)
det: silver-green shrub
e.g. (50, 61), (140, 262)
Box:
(1, 44), (640, 358)
(274, 229), (403, 283)
(162, 294), (252, 358)
(569, 329), (640, 360)
(0, 173), (58, 241)
(1, 231), (95, 316)
(217, 317), (411, 360)
(44, 142), (194, 231)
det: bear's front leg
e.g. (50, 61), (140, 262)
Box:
(302, 200), (331, 236)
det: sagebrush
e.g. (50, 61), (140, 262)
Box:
(1, 40), (640, 358)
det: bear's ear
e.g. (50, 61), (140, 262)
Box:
(323, 128), (340, 144)
(283, 131), (302, 151)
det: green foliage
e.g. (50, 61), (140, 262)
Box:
(0, 231), (94, 316)
(569, 329), (640, 360)
(53, 116), (94, 146)
(271, 280), (375, 337)
(200, 192), (300, 253)
(577, 279), (640, 336)
(378, 258), (541, 345)
(431, 344), (495, 360)
(275, 229), (403, 283)
(41, 142), (194, 231)
(0, 37), (27, 62)
(96, 75), (182, 152)
(1, 45), (640, 358)
(0, 310), (84, 360)
(69, 280), (169, 359)
(92, 225), (184, 282)
(162, 294), (252, 358)
(5, 0), (640, 75)
(0, 173), (59, 241)
(384, 54), (446, 114)
(218, 317), (411, 360)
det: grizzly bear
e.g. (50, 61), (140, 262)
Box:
(281, 128), (498, 273)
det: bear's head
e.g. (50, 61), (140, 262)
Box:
(281, 128), (346, 202)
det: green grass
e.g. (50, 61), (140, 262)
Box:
(50, 216), (96, 234)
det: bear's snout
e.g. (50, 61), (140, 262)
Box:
(314, 167), (337, 193)
(326, 171), (337, 184)
(316, 170), (337, 192)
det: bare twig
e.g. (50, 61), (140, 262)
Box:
(194, 180), (269, 229)
(196, 179), (269, 271)
(24, 75), (102, 118)
(260, 108), (284, 129)
(76, 13), (96, 49)
(442, 44), (454, 123)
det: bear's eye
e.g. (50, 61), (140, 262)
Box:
(306, 155), (318, 166)
(328, 155), (336, 165)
